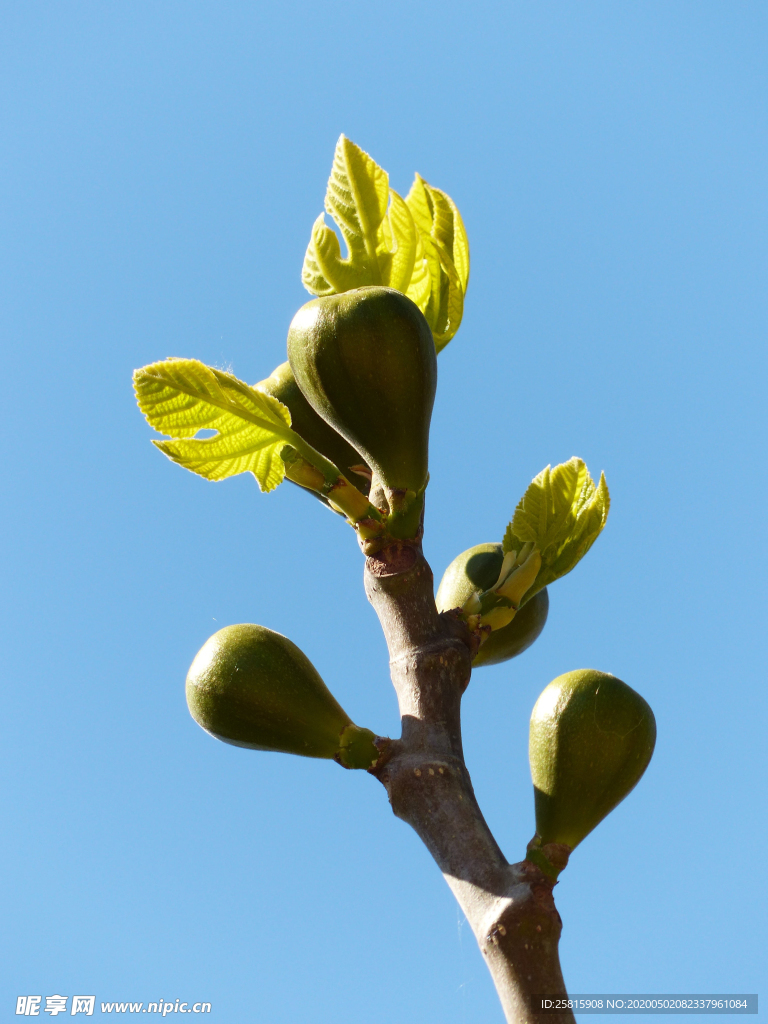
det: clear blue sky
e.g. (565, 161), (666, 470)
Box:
(1, 2), (765, 1021)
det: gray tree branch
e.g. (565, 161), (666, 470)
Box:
(365, 541), (575, 1024)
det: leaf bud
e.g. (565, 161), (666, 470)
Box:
(494, 547), (542, 607)
(436, 543), (549, 667)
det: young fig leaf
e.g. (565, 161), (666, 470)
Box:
(302, 135), (404, 295)
(405, 174), (469, 351)
(377, 188), (419, 294)
(301, 135), (469, 351)
(133, 358), (296, 492)
(186, 624), (380, 768)
(503, 458), (610, 603)
(529, 669), (656, 870)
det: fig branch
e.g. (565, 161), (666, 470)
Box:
(365, 541), (575, 1024)
(134, 135), (655, 1024)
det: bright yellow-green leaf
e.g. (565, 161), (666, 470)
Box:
(302, 213), (364, 295)
(327, 134), (389, 259)
(301, 136), (470, 350)
(502, 458), (610, 601)
(440, 190), (470, 293)
(405, 176), (444, 327)
(302, 135), (393, 294)
(406, 228), (432, 311)
(133, 358), (295, 492)
(377, 188), (418, 293)
(405, 174), (469, 351)
(407, 175), (469, 291)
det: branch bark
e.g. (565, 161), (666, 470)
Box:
(365, 541), (575, 1024)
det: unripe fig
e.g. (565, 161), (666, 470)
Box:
(186, 624), (379, 769)
(256, 361), (371, 496)
(435, 543), (549, 666)
(530, 669), (656, 851)
(287, 287), (437, 494)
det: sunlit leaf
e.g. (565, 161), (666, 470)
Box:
(302, 213), (364, 295)
(377, 188), (418, 293)
(405, 228), (432, 312)
(405, 174), (469, 351)
(301, 136), (469, 350)
(327, 134), (389, 258)
(134, 358), (294, 492)
(441, 190), (470, 294)
(502, 458), (610, 601)
(302, 135), (393, 294)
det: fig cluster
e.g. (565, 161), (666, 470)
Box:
(182, 286), (656, 878)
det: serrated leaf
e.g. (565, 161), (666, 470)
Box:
(301, 137), (469, 350)
(405, 174), (468, 351)
(302, 213), (364, 295)
(406, 229), (432, 311)
(134, 358), (295, 492)
(327, 134), (389, 258)
(426, 181), (470, 293)
(377, 188), (418, 293)
(502, 458), (610, 601)
(442, 191), (470, 293)
(302, 135), (391, 294)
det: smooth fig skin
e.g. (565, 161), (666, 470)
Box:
(287, 287), (437, 494)
(186, 624), (355, 759)
(436, 543), (549, 667)
(256, 361), (371, 497)
(530, 669), (656, 850)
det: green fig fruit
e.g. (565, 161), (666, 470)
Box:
(256, 361), (371, 497)
(435, 543), (548, 666)
(529, 669), (656, 851)
(186, 624), (379, 769)
(287, 286), (437, 495)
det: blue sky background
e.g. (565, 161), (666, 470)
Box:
(1, 2), (766, 1021)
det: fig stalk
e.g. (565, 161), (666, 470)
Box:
(280, 445), (385, 537)
(366, 543), (574, 1024)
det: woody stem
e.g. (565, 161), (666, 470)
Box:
(364, 541), (574, 1024)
